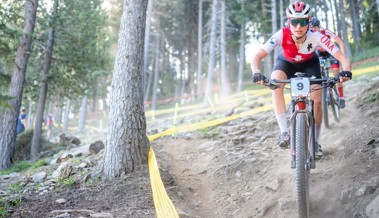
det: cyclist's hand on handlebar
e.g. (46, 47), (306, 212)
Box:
(252, 72), (267, 85)
(338, 71), (352, 82)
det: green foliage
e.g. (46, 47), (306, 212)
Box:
(351, 47), (379, 62)
(363, 91), (379, 103)
(7, 183), (23, 194)
(57, 177), (75, 187)
(0, 161), (33, 175)
(14, 129), (34, 161)
(197, 126), (217, 138)
(0, 158), (48, 176)
(0, 196), (22, 217)
(32, 159), (48, 169)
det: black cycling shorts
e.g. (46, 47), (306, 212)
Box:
(273, 52), (322, 84)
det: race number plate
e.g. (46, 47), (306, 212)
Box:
(290, 77), (310, 97)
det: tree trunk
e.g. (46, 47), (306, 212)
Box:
(272, 0), (279, 58)
(339, 0), (352, 58)
(204, 0), (218, 105)
(91, 78), (98, 112)
(63, 98), (71, 131)
(0, 0), (39, 169)
(54, 101), (63, 128)
(143, 0), (153, 101)
(197, 0), (203, 98)
(349, 0), (362, 52)
(101, 0), (149, 177)
(323, 1), (329, 30)
(152, 34), (160, 111)
(27, 100), (33, 129)
(78, 95), (88, 131)
(31, 0), (57, 160)
(219, 0), (231, 98)
(280, 0), (284, 28)
(237, 21), (245, 93)
(333, 0), (342, 37)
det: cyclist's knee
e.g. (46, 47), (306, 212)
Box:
(271, 70), (287, 80)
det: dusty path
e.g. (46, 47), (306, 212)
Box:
(153, 75), (379, 218)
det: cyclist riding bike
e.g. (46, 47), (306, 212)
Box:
(251, 1), (352, 158)
(310, 17), (347, 108)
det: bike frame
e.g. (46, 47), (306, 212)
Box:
(290, 96), (316, 169)
(264, 73), (339, 218)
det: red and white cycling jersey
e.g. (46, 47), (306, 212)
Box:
(262, 27), (340, 63)
(319, 29), (338, 39)
(317, 29), (338, 53)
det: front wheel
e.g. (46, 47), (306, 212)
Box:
(329, 86), (341, 122)
(322, 86), (329, 128)
(295, 114), (310, 218)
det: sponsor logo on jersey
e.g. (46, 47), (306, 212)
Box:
(307, 43), (313, 52)
(269, 37), (276, 45)
(293, 55), (304, 62)
(320, 35), (335, 51)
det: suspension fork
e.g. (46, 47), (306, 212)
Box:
(289, 98), (316, 169)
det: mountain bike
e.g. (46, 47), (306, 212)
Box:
(264, 73), (338, 218)
(320, 57), (341, 128)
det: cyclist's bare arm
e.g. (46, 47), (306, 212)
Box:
(333, 36), (346, 54)
(251, 48), (269, 72)
(332, 50), (351, 82)
(251, 48), (269, 85)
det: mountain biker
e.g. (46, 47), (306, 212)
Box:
(310, 17), (346, 108)
(251, 1), (352, 158)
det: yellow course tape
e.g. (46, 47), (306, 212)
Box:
(353, 65), (379, 76)
(148, 147), (179, 218)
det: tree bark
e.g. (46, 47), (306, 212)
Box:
(219, 0), (231, 98)
(101, 0), (149, 177)
(31, 0), (58, 160)
(78, 95), (88, 131)
(0, 0), (39, 169)
(272, 0), (279, 58)
(152, 33), (160, 111)
(63, 98), (71, 131)
(237, 20), (245, 92)
(339, 0), (352, 57)
(197, 0), (203, 98)
(143, 0), (153, 101)
(204, 0), (218, 106)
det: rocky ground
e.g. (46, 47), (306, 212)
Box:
(1, 71), (379, 218)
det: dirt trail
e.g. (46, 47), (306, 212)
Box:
(153, 76), (379, 218)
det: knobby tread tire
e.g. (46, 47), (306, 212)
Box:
(322, 86), (329, 128)
(295, 114), (310, 218)
(329, 86), (340, 122)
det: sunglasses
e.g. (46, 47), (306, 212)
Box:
(290, 19), (309, 27)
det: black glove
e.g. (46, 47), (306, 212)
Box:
(252, 73), (267, 83)
(338, 71), (352, 79)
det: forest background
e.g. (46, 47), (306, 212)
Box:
(0, 0), (378, 175)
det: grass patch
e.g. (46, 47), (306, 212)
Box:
(7, 183), (23, 194)
(352, 60), (379, 70)
(351, 46), (379, 62)
(0, 196), (22, 217)
(0, 159), (48, 176)
(0, 161), (33, 176)
(197, 126), (218, 138)
(363, 92), (379, 103)
(57, 177), (76, 187)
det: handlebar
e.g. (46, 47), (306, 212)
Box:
(264, 76), (340, 90)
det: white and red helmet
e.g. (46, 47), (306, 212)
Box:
(286, 1), (311, 19)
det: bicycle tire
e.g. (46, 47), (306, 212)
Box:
(322, 86), (330, 128)
(295, 113), (310, 218)
(329, 86), (340, 122)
